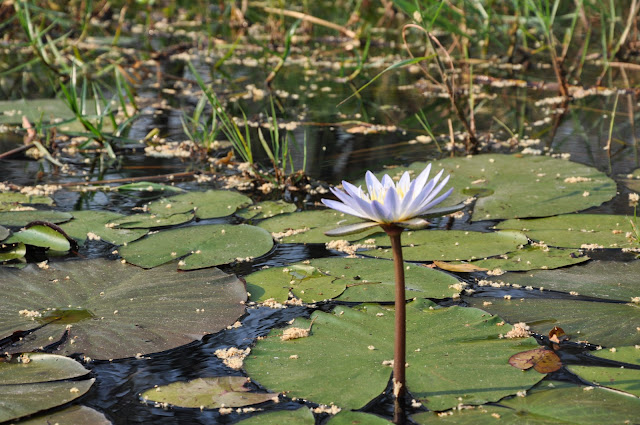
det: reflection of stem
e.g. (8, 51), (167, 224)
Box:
(382, 224), (406, 424)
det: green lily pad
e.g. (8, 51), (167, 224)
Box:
(403, 155), (616, 220)
(114, 182), (184, 193)
(487, 260), (640, 301)
(465, 245), (589, 271)
(120, 224), (273, 270)
(109, 211), (194, 229)
(60, 210), (148, 245)
(0, 243), (26, 262)
(235, 406), (315, 425)
(0, 259), (247, 359)
(0, 353), (94, 423)
(147, 190), (252, 219)
(327, 411), (393, 424)
(0, 211), (72, 227)
(569, 346), (640, 397)
(496, 214), (636, 248)
(245, 257), (461, 303)
(236, 200), (297, 220)
(467, 297), (640, 347)
(0, 192), (53, 206)
(140, 377), (279, 408)
(360, 230), (528, 262)
(245, 300), (542, 411)
(258, 209), (380, 243)
(17, 406), (111, 425)
(0, 225), (8, 241)
(5, 224), (71, 251)
(413, 381), (640, 424)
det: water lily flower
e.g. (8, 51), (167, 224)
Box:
(322, 164), (463, 236)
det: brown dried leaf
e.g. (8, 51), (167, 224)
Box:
(508, 348), (562, 374)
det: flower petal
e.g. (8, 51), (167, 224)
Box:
(396, 217), (430, 230)
(412, 164), (432, 193)
(370, 199), (391, 223)
(321, 199), (366, 219)
(384, 186), (401, 221)
(365, 171), (383, 195)
(415, 174), (451, 213)
(324, 221), (380, 236)
(329, 187), (369, 218)
(416, 186), (455, 216)
(419, 200), (466, 218)
(405, 169), (444, 213)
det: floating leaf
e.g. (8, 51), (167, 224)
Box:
(120, 224), (273, 270)
(497, 214), (636, 249)
(0, 353), (94, 423)
(412, 381), (640, 424)
(327, 411), (392, 424)
(109, 211), (194, 229)
(486, 260), (640, 301)
(0, 225), (8, 241)
(235, 406), (315, 425)
(17, 406), (111, 425)
(467, 297), (640, 347)
(140, 377), (278, 408)
(258, 209), (380, 243)
(466, 245), (589, 271)
(245, 257), (461, 303)
(147, 190), (252, 219)
(0, 192), (53, 206)
(236, 200), (297, 220)
(245, 300), (542, 411)
(569, 346), (640, 397)
(60, 210), (148, 245)
(0, 243), (26, 262)
(0, 259), (247, 359)
(360, 230), (528, 262)
(114, 182), (184, 193)
(433, 261), (488, 272)
(0, 211), (72, 227)
(509, 348), (562, 373)
(4, 223), (72, 251)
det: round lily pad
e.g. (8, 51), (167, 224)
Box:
(245, 300), (542, 411)
(569, 346), (640, 397)
(0, 353), (94, 423)
(147, 190), (252, 219)
(60, 210), (148, 245)
(0, 259), (247, 359)
(4, 224), (71, 251)
(0, 192), (53, 207)
(236, 200), (297, 220)
(487, 260), (640, 301)
(140, 376), (279, 409)
(0, 211), (72, 227)
(497, 214), (637, 249)
(109, 211), (194, 229)
(235, 406), (315, 425)
(466, 245), (589, 271)
(327, 411), (392, 424)
(360, 230), (528, 262)
(467, 297), (640, 347)
(17, 406), (111, 425)
(245, 257), (461, 303)
(365, 155), (616, 220)
(412, 381), (640, 424)
(120, 224), (274, 270)
(258, 209), (381, 243)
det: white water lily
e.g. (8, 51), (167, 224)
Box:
(322, 164), (462, 236)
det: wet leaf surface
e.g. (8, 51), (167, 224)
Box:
(236, 200), (297, 220)
(235, 406), (315, 425)
(0, 259), (247, 359)
(17, 405), (111, 425)
(465, 245), (589, 271)
(109, 211), (194, 229)
(245, 300), (542, 411)
(327, 411), (393, 424)
(0, 210), (72, 227)
(60, 210), (148, 245)
(140, 376), (279, 408)
(569, 346), (640, 397)
(147, 190), (252, 219)
(0, 192), (53, 207)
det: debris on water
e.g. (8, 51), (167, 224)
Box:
(214, 347), (251, 369)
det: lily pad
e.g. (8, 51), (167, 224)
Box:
(465, 245), (589, 271)
(407, 155), (616, 220)
(245, 300), (543, 411)
(467, 297), (640, 347)
(109, 211), (194, 229)
(141, 377), (278, 409)
(0, 243), (26, 262)
(60, 210), (148, 245)
(147, 190), (252, 219)
(4, 224), (71, 251)
(0, 211), (72, 227)
(412, 381), (640, 424)
(245, 257), (461, 303)
(0, 98), (99, 127)
(236, 200), (297, 220)
(120, 224), (273, 270)
(487, 260), (640, 301)
(114, 182), (184, 193)
(17, 406), (111, 425)
(0, 353), (94, 423)
(0, 192), (53, 206)
(327, 411), (393, 424)
(0, 259), (247, 359)
(258, 209), (380, 243)
(235, 406), (315, 425)
(496, 214), (636, 249)
(360, 230), (528, 262)
(569, 346), (640, 397)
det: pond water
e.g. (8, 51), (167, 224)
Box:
(2, 4), (640, 424)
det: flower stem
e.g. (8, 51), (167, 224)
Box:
(383, 224), (406, 423)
